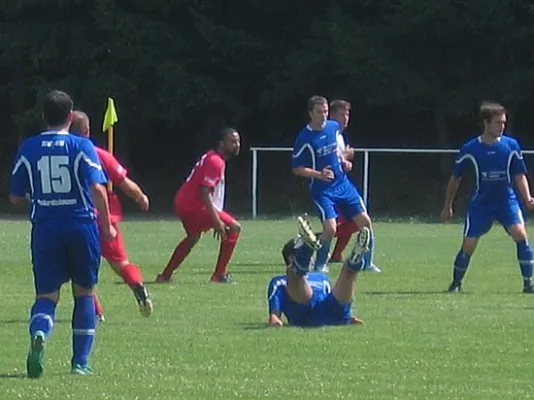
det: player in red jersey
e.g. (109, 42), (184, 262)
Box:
(155, 128), (242, 284)
(70, 111), (153, 317)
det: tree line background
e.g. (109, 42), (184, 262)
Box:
(2, 0), (534, 218)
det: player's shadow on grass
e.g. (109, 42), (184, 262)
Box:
(0, 372), (27, 379)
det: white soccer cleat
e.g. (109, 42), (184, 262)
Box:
(365, 264), (382, 273)
(297, 215), (321, 251)
(348, 227), (371, 266)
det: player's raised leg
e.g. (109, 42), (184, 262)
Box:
(101, 224), (153, 316)
(331, 227), (370, 325)
(286, 216), (321, 303)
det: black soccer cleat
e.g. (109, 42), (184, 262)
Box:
(133, 284), (153, 317)
(523, 284), (534, 294)
(447, 281), (462, 293)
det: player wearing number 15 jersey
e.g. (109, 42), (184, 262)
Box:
(9, 90), (115, 377)
(156, 128), (242, 284)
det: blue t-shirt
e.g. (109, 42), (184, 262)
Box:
(10, 130), (107, 222)
(292, 120), (349, 195)
(452, 135), (527, 207)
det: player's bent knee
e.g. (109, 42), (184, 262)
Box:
(186, 235), (201, 245)
(228, 221), (241, 234)
(508, 224), (528, 242)
(37, 292), (60, 304)
(72, 283), (94, 297)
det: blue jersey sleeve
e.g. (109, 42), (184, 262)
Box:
(509, 141), (527, 176)
(267, 275), (287, 314)
(452, 145), (471, 177)
(10, 144), (30, 197)
(292, 134), (313, 169)
(78, 139), (107, 186)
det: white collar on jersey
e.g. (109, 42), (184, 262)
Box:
(41, 130), (69, 135)
(478, 135), (502, 143)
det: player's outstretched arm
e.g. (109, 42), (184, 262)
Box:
(118, 177), (149, 211)
(441, 176), (462, 222)
(514, 174), (534, 209)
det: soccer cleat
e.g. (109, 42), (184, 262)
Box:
(96, 314), (106, 324)
(70, 364), (93, 376)
(364, 264), (382, 273)
(154, 274), (171, 283)
(210, 273), (237, 284)
(297, 215), (321, 251)
(133, 284), (153, 317)
(447, 281), (462, 293)
(26, 330), (46, 378)
(347, 227), (371, 266)
(523, 284), (534, 293)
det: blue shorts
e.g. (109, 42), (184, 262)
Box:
(283, 289), (352, 327)
(31, 219), (101, 294)
(313, 182), (366, 222)
(464, 202), (525, 238)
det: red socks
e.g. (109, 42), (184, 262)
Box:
(120, 263), (144, 287)
(331, 220), (358, 261)
(214, 230), (239, 276)
(93, 294), (104, 316)
(161, 238), (195, 279)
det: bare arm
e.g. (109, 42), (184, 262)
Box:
(292, 167), (333, 182)
(118, 177), (149, 211)
(514, 174), (533, 204)
(441, 176), (462, 222)
(443, 176), (462, 209)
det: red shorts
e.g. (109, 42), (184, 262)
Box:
(174, 204), (236, 236)
(100, 223), (128, 264)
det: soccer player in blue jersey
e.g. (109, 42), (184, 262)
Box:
(292, 95), (373, 274)
(328, 99), (381, 273)
(267, 216), (366, 327)
(441, 102), (534, 293)
(9, 90), (115, 378)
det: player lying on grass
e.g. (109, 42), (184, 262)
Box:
(266, 216), (367, 327)
(71, 111), (153, 317)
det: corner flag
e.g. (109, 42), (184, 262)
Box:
(102, 97), (119, 190)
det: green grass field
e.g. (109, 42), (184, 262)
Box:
(1, 218), (533, 399)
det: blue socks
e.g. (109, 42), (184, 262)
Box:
(314, 235), (331, 271)
(363, 229), (375, 269)
(72, 295), (96, 367)
(453, 250), (471, 283)
(29, 298), (56, 338)
(517, 240), (533, 286)
(291, 239), (314, 276)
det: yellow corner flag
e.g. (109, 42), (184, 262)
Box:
(102, 97), (118, 132)
(102, 97), (119, 191)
